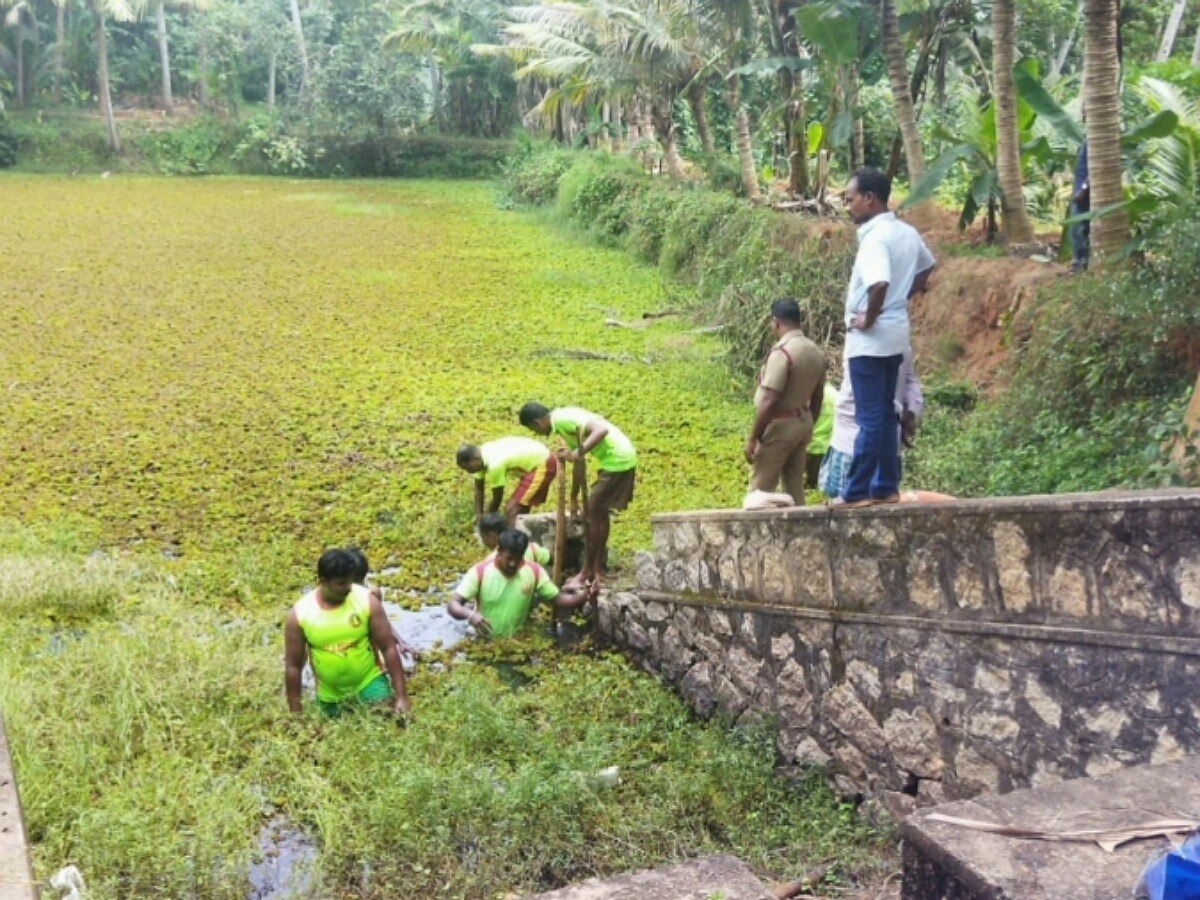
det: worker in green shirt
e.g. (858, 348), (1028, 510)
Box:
(447, 530), (584, 637)
(283, 548), (413, 719)
(478, 512), (552, 566)
(456, 436), (559, 526)
(519, 403), (637, 597)
(806, 382), (839, 493)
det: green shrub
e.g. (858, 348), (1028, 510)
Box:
(556, 152), (645, 243)
(136, 119), (229, 175)
(501, 139), (578, 205)
(0, 116), (17, 168)
(907, 214), (1200, 496)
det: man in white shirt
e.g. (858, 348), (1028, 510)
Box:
(837, 168), (935, 507)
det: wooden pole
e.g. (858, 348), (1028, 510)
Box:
(552, 453), (567, 633)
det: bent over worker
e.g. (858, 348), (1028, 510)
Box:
(456, 436), (558, 526)
(284, 547), (412, 719)
(519, 403), (637, 596)
(745, 298), (826, 505)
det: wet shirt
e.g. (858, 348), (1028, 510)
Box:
(478, 437), (552, 491)
(754, 329), (826, 418)
(454, 559), (560, 637)
(294, 585), (382, 703)
(549, 407), (637, 473)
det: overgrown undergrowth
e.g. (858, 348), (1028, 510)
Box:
(0, 526), (882, 897)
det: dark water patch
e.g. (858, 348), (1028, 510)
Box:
(248, 817), (319, 900)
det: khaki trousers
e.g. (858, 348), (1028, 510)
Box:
(750, 417), (812, 504)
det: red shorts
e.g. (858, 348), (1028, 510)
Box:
(512, 454), (559, 508)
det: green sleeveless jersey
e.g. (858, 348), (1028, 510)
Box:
(295, 585), (382, 703)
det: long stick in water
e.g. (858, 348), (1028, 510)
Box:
(552, 452), (568, 632)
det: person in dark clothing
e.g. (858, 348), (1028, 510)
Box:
(1071, 141), (1090, 273)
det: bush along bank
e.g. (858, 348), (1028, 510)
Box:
(500, 140), (855, 380)
(907, 212), (1200, 496)
(3, 111), (514, 179)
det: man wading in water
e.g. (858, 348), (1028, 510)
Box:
(284, 548), (413, 719)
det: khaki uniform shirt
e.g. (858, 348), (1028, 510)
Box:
(754, 330), (825, 419)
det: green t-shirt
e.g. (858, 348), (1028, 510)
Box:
(295, 585), (383, 703)
(550, 407), (637, 473)
(808, 383), (839, 456)
(486, 542), (552, 566)
(478, 437), (551, 491)
(455, 559), (560, 637)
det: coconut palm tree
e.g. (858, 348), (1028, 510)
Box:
(488, 0), (702, 178)
(880, 0), (931, 222)
(1083, 0), (1130, 260)
(993, 0), (1035, 242)
(2, 0), (34, 107)
(93, 0), (133, 151)
(1156, 0), (1187, 62)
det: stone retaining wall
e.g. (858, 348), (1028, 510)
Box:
(599, 491), (1200, 804)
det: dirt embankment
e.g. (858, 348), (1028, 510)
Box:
(783, 207), (1067, 391)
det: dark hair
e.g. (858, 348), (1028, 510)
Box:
(456, 444), (481, 468)
(479, 513), (508, 538)
(850, 167), (891, 205)
(519, 402), (550, 429)
(317, 548), (359, 582)
(497, 529), (530, 558)
(345, 546), (370, 583)
(770, 299), (803, 326)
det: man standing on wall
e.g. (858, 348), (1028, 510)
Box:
(744, 299), (826, 505)
(838, 168), (935, 508)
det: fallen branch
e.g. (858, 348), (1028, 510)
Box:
(771, 863), (833, 898)
(924, 813), (1199, 853)
(532, 348), (640, 363)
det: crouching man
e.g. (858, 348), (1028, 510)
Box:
(284, 548), (413, 719)
(448, 529), (584, 637)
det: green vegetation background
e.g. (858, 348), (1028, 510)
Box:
(0, 175), (883, 898)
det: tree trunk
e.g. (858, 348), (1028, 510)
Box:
(1084, 0), (1131, 260)
(652, 104), (685, 178)
(428, 55), (442, 129)
(29, 8), (39, 106)
(198, 39), (210, 106)
(881, 0), (933, 223)
(688, 81), (715, 155)
(993, 0), (1036, 242)
(1158, 0), (1188, 61)
(54, 1), (65, 103)
(95, 4), (120, 152)
(267, 50), (276, 109)
(849, 69), (864, 170)
(156, 0), (173, 112)
(14, 22), (24, 109)
(288, 0), (310, 98)
(1193, 19), (1200, 65)
(729, 75), (761, 199)
(1052, 21), (1078, 77)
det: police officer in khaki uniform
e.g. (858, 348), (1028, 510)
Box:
(745, 299), (827, 504)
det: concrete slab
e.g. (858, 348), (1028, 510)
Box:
(901, 757), (1200, 899)
(0, 714), (37, 900)
(525, 855), (773, 900)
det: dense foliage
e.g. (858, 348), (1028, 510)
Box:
(907, 213), (1200, 495)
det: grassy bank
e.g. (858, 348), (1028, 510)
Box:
(0, 175), (888, 896)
